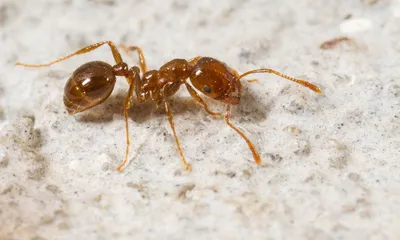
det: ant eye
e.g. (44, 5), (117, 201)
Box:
(203, 85), (211, 93)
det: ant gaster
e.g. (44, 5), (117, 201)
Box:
(16, 41), (322, 172)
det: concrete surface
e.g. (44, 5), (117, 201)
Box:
(0, 0), (399, 239)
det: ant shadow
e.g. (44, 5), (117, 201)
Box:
(76, 84), (275, 126)
(231, 84), (276, 123)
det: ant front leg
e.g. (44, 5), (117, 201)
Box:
(184, 82), (222, 117)
(16, 41), (124, 67)
(119, 45), (147, 73)
(224, 104), (261, 165)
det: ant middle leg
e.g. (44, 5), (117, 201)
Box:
(119, 45), (147, 73)
(224, 104), (261, 165)
(116, 82), (135, 172)
(184, 82), (222, 117)
(16, 41), (124, 67)
(163, 94), (192, 171)
(116, 69), (141, 172)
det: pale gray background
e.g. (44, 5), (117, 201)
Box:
(1, 0), (399, 239)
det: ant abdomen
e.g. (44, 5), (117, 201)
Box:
(190, 57), (241, 104)
(64, 61), (116, 114)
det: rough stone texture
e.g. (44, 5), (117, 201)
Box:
(1, 0), (399, 239)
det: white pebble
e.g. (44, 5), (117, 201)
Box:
(68, 160), (81, 171)
(340, 18), (372, 34)
(393, 2), (400, 18)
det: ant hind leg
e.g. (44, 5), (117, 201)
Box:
(16, 41), (124, 67)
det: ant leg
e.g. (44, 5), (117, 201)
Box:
(116, 68), (141, 172)
(184, 82), (222, 117)
(120, 45), (147, 73)
(17, 41), (133, 85)
(163, 97), (192, 171)
(246, 79), (260, 83)
(16, 41), (124, 67)
(224, 104), (261, 165)
(238, 69), (322, 93)
(188, 56), (201, 65)
(116, 80), (136, 172)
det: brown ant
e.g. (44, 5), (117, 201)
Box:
(16, 41), (322, 172)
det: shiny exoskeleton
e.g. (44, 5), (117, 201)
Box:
(136, 57), (241, 105)
(63, 61), (118, 114)
(16, 41), (322, 172)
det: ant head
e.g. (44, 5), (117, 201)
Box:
(64, 61), (116, 114)
(190, 57), (241, 104)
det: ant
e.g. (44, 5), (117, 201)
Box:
(16, 41), (322, 172)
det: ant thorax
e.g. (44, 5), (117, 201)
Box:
(139, 59), (193, 102)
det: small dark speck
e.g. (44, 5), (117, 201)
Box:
(171, 0), (188, 10)
(266, 153), (283, 162)
(344, 14), (352, 20)
(0, 3), (18, 27)
(163, 132), (166, 136)
(31, 236), (47, 240)
(197, 19), (207, 27)
(63, 0), (73, 5)
(88, 0), (116, 6)
(239, 49), (252, 60)
(228, 172), (236, 178)
(311, 60), (319, 66)
(0, 158), (8, 168)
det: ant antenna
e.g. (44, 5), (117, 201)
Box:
(238, 69), (322, 93)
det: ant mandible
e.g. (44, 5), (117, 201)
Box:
(16, 41), (322, 172)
